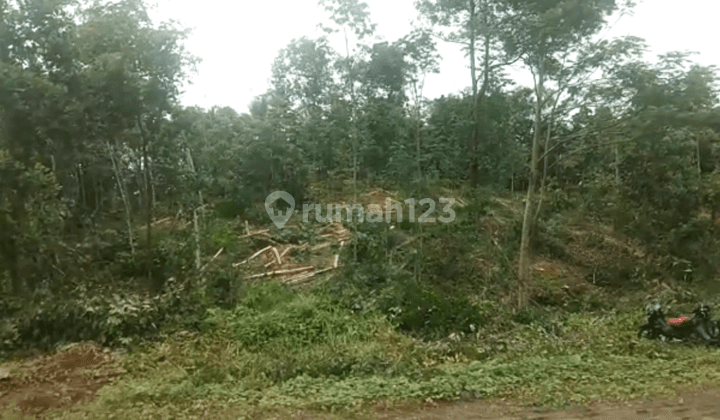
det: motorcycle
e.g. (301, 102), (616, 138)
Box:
(638, 303), (720, 345)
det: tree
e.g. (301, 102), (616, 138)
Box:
(358, 40), (412, 178)
(416, 0), (514, 186)
(0, 0), (196, 293)
(398, 29), (440, 186)
(501, 0), (625, 301)
(271, 36), (336, 175)
(76, 0), (195, 289)
(318, 0), (375, 192)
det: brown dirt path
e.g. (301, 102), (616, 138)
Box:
(371, 388), (720, 420)
(0, 344), (121, 417)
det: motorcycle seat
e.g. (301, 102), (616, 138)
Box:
(667, 317), (689, 325)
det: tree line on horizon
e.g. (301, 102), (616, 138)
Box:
(1, 0), (720, 304)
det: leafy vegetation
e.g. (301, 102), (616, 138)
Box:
(2, 0), (720, 417)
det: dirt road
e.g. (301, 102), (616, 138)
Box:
(374, 388), (720, 420)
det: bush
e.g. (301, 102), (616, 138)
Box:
(664, 217), (720, 282)
(330, 263), (490, 340)
(0, 282), (208, 354)
(193, 283), (423, 383)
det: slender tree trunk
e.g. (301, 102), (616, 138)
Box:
(414, 81), (422, 185)
(194, 207), (201, 271)
(518, 49), (545, 303)
(93, 172), (100, 215)
(342, 25), (358, 261)
(468, 0), (479, 187)
(614, 139), (620, 186)
(108, 141), (135, 259)
(534, 91), (559, 221)
(613, 135), (621, 229)
(478, 25), (491, 184)
(149, 158), (156, 208)
(137, 116), (153, 287)
(697, 135), (702, 174)
(412, 79), (424, 283)
(78, 164), (86, 209)
(185, 147), (203, 270)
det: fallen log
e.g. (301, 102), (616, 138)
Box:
(239, 229), (270, 239)
(200, 248), (224, 272)
(233, 245), (272, 267)
(279, 246), (293, 259)
(246, 265), (314, 280)
(311, 242), (332, 251)
(271, 247), (282, 266)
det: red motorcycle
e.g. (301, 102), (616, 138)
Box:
(638, 303), (720, 344)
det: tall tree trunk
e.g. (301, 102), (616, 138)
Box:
(185, 147), (203, 270)
(412, 79), (424, 283)
(468, 0), (479, 187)
(534, 91), (559, 221)
(697, 134), (702, 174)
(93, 172), (100, 216)
(478, 21), (491, 184)
(414, 80), (422, 185)
(615, 140), (620, 186)
(78, 164), (86, 209)
(342, 25), (359, 262)
(194, 207), (201, 271)
(137, 117), (154, 288)
(149, 158), (156, 208)
(108, 141), (135, 259)
(518, 49), (545, 303)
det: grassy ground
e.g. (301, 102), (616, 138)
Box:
(5, 183), (720, 419)
(40, 288), (720, 419)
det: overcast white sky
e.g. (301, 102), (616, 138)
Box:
(150, 0), (719, 114)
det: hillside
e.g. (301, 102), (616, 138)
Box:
(3, 0), (720, 417)
(2, 182), (720, 418)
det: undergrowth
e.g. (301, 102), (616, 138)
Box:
(9, 184), (720, 419)
(49, 301), (720, 419)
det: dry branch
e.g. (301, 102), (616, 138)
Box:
(151, 217), (171, 226)
(200, 248), (224, 272)
(311, 242), (332, 251)
(271, 247), (282, 266)
(233, 245), (272, 267)
(314, 266), (336, 275)
(245, 265), (314, 280)
(279, 246), (293, 259)
(284, 271), (316, 284)
(239, 229), (270, 238)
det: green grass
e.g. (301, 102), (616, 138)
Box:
(30, 189), (720, 419)
(43, 289), (720, 419)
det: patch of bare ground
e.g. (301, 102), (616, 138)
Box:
(526, 220), (661, 305)
(0, 344), (122, 417)
(370, 387), (720, 420)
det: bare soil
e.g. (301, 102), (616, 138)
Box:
(0, 344), (121, 417)
(371, 388), (720, 420)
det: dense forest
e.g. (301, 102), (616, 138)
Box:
(2, 0), (720, 418)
